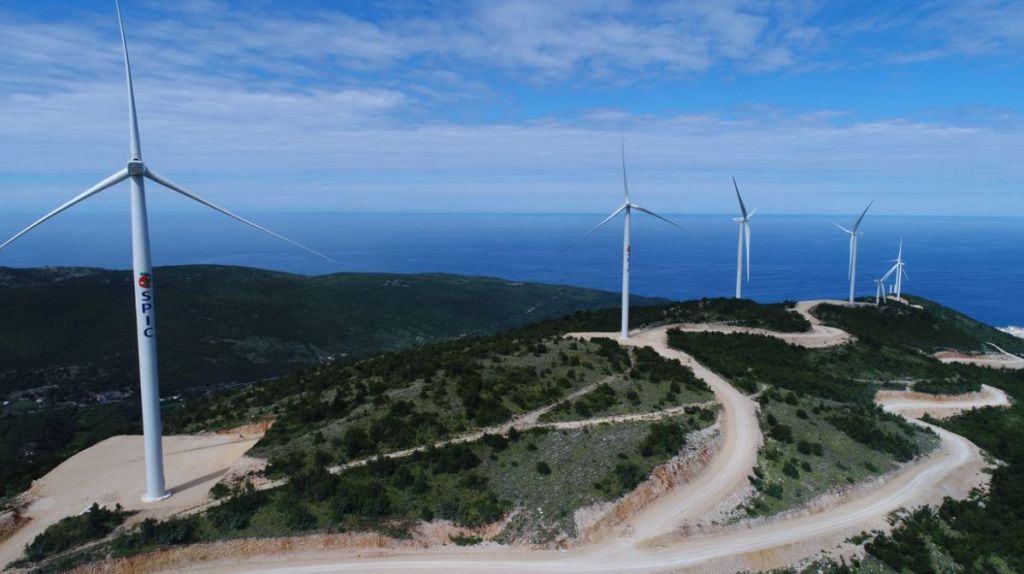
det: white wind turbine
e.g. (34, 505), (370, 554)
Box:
(569, 140), (689, 339)
(873, 276), (886, 307)
(731, 177), (756, 299)
(0, 1), (334, 503)
(834, 201), (873, 304)
(882, 238), (908, 301)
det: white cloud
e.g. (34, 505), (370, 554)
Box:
(1, 1), (1023, 216)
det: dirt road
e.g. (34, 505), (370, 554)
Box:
(669, 299), (853, 349)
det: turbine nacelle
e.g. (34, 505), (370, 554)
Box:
(127, 160), (145, 176)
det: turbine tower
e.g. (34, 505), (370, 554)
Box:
(880, 239), (908, 302)
(570, 140), (688, 339)
(873, 276), (885, 307)
(0, 1), (333, 503)
(889, 238), (908, 301)
(731, 177), (756, 299)
(834, 201), (873, 304)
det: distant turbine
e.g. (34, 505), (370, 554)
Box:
(0, 1), (333, 503)
(834, 201), (873, 304)
(731, 177), (756, 299)
(883, 238), (908, 301)
(873, 276), (886, 307)
(568, 139), (690, 339)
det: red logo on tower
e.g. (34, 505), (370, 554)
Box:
(138, 273), (152, 289)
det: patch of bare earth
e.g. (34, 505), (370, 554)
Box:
(0, 422), (268, 570)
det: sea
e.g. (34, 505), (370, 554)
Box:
(0, 212), (1021, 330)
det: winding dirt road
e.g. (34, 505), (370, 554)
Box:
(669, 299), (853, 349)
(168, 300), (1007, 574)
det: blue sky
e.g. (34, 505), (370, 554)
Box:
(1, 0), (1022, 216)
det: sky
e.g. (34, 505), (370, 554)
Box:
(1, 0), (1023, 216)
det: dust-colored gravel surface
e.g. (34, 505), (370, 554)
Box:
(0, 428), (263, 569)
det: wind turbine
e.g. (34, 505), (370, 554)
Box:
(885, 238), (908, 301)
(873, 276), (886, 307)
(731, 177), (756, 299)
(0, 1), (333, 503)
(834, 201), (873, 304)
(569, 140), (689, 339)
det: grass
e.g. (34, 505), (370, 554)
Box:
(482, 412), (716, 542)
(248, 337), (634, 473)
(540, 346), (713, 422)
(816, 299), (1024, 355)
(743, 391), (939, 518)
(669, 328), (1007, 405)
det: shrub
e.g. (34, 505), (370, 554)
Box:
(782, 461), (801, 479)
(640, 422), (687, 457)
(111, 517), (197, 554)
(25, 503), (129, 562)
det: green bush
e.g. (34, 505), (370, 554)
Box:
(639, 422), (688, 457)
(25, 503), (129, 562)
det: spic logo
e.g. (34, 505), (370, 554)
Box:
(138, 272), (154, 338)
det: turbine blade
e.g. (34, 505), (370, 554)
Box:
(559, 204), (627, 254)
(144, 169), (336, 262)
(746, 207), (758, 219)
(620, 136), (631, 203)
(115, 0), (142, 160)
(852, 200), (873, 232)
(0, 169), (129, 251)
(732, 176), (748, 219)
(834, 222), (852, 234)
(881, 263), (897, 282)
(744, 222), (751, 282)
(631, 205), (709, 244)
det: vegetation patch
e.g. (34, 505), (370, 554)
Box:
(743, 391), (937, 518)
(541, 346), (712, 421)
(50, 413), (716, 567)
(669, 328), (1002, 405)
(21, 503), (130, 563)
(816, 300), (1024, 355)
(482, 413), (715, 543)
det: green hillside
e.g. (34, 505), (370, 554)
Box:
(815, 296), (1024, 355)
(0, 265), (662, 400)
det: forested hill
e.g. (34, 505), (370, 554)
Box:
(0, 265), (662, 399)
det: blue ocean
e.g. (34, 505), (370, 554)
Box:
(0, 212), (1020, 329)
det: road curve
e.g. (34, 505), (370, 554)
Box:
(570, 326), (761, 549)
(670, 299), (854, 349)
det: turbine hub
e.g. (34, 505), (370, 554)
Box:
(127, 160), (145, 176)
